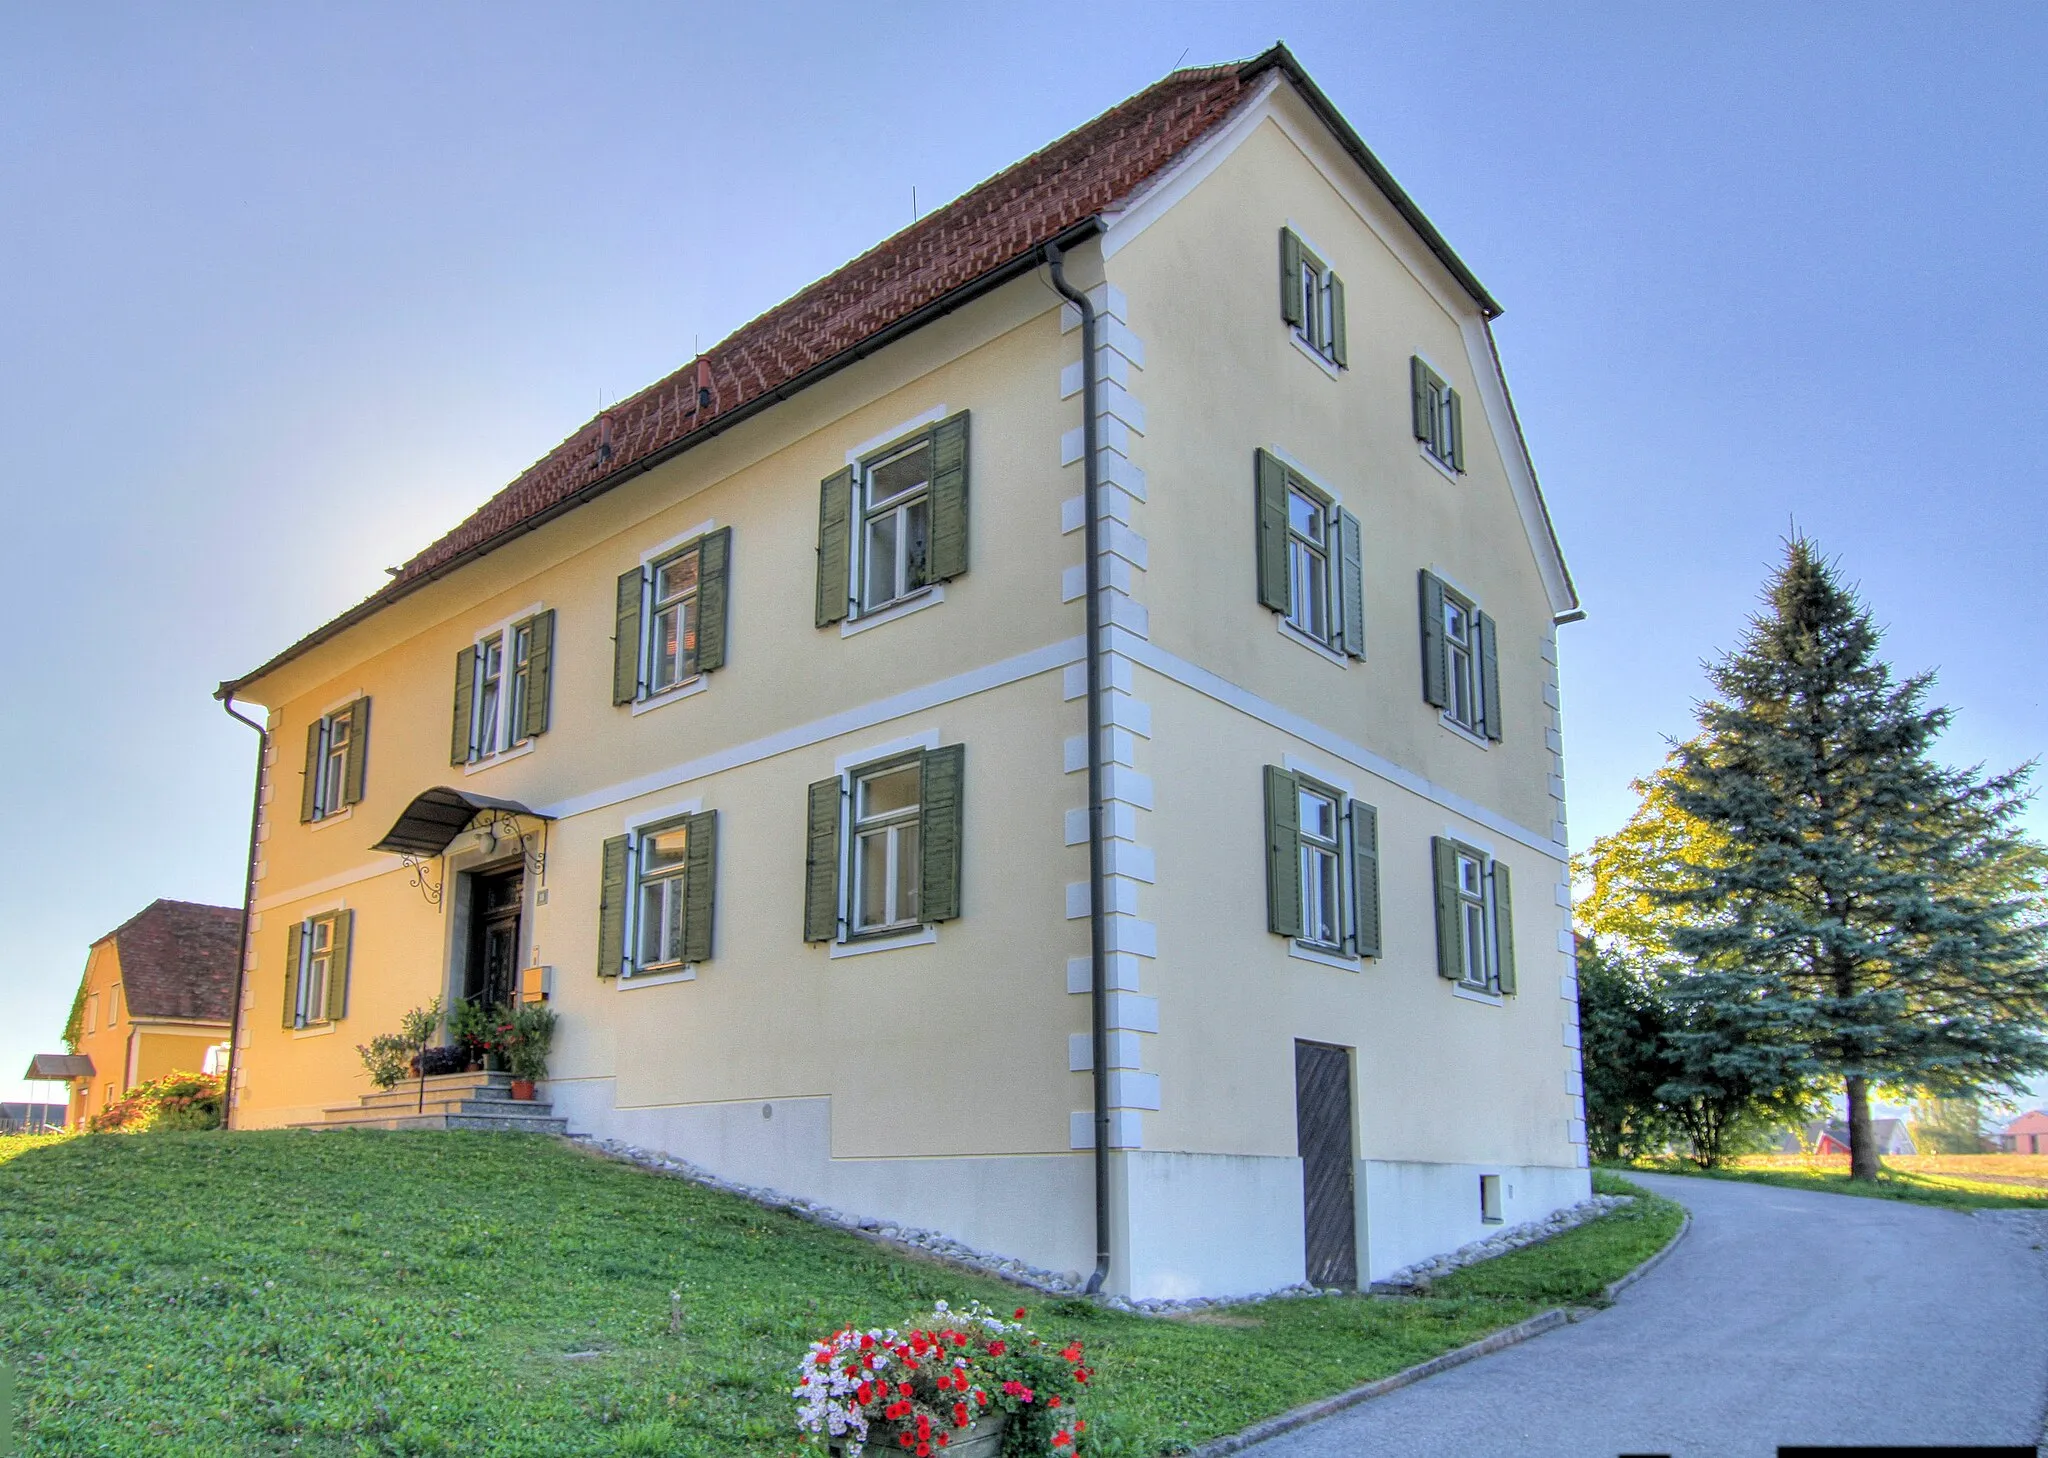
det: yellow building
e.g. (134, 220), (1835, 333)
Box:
(47, 899), (239, 1125)
(219, 46), (1588, 1297)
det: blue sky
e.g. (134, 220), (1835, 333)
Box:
(3, 3), (2044, 1107)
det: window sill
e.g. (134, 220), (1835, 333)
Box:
(1278, 617), (1351, 668)
(1438, 714), (1493, 751)
(629, 677), (708, 717)
(1452, 983), (1504, 1007)
(1289, 942), (1361, 973)
(1289, 329), (1342, 379)
(841, 585), (944, 637)
(829, 925), (938, 959)
(290, 1023), (338, 1039)
(1418, 443), (1461, 483)
(462, 740), (537, 775)
(620, 967), (697, 989)
(307, 807), (354, 832)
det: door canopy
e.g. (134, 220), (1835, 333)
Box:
(370, 788), (552, 858)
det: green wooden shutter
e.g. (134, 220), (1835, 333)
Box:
(299, 720), (322, 822)
(325, 910), (352, 1021)
(1337, 508), (1365, 658)
(1478, 611), (1503, 741)
(815, 467), (854, 627)
(803, 777), (843, 942)
(450, 645), (477, 765)
(1432, 837), (1461, 980)
(919, 744), (966, 922)
(521, 610), (554, 738)
(682, 810), (717, 964)
(1446, 388), (1465, 471)
(1492, 859), (1515, 994)
(693, 529), (731, 674)
(1264, 765), (1302, 938)
(342, 699), (371, 806)
(613, 568), (645, 704)
(597, 835), (629, 978)
(1328, 273), (1347, 367)
(1279, 228), (1304, 326)
(1349, 800), (1381, 959)
(1255, 449), (1290, 613)
(926, 412), (970, 583)
(1419, 571), (1448, 707)
(1411, 356), (1434, 443)
(283, 921), (305, 1028)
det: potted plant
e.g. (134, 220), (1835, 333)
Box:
(449, 999), (497, 1072)
(357, 998), (443, 1089)
(500, 1002), (557, 1100)
(795, 1301), (1089, 1457)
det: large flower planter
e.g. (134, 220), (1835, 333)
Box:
(830, 1414), (1005, 1457)
(508, 1079), (536, 1101)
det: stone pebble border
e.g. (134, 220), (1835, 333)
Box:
(576, 1134), (1642, 1317)
(1184, 1195), (1696, 1457)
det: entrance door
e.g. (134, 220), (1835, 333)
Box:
(465, 867), (524, 1010)
(1295, 1040), (1358, 1289)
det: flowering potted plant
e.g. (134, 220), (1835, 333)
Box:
(448, 999), (497, 1071)
(795, 1301), (1089, 1457)
(498, 1002), (557, 1100)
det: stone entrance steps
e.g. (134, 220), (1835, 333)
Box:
(301, 1070), (568, 1134)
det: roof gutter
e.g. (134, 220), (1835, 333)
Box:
(216, 216), (1107, 702)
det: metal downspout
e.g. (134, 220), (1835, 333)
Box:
(219, 698), (267, 1131)
(1043, 242), (1112, 1295)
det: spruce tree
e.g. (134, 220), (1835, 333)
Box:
(1661, 539), (2048, 1179)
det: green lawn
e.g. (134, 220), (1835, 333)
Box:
(0, 1134), (1679, 1457)
(1618, 1157), (2048, 1211)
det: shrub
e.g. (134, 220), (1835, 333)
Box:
(85, 1071), (224, 1133)
(357, 998), (443, 1089)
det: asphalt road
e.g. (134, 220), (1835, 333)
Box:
(1244, 1172), (2048, 1458)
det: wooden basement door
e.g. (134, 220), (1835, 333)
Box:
(1294, 1039), (1358, 1289)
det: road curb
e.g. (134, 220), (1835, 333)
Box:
(1184, 1195), (1694, 1456)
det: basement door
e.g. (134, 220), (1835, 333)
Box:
(1294, 1040), (1358, 1289)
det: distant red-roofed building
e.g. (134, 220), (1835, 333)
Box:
(2000, 1110), (2048, 1155)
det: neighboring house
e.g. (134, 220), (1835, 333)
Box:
(0, 1100), (67, 1133)
(1800, 1119), (1917, 1157)
(2000, 1110), (2048, 1155)
(48, 900), (239, 1126)
(217, 46), (1587, 1298)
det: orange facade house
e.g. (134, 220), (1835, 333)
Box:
(41, 900), (240, 1125)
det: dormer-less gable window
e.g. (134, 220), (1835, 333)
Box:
(1254, 450), (1365, 660)
(301, 698), (371, 821)
(1279, 228), (1346, 368)
(1411, 357), (1465, 472)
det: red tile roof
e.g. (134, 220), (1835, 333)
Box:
(221, 45), (1495, 696)
(102, 900), (241, 1024)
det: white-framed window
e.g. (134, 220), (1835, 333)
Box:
(858, 437), (934, 615)
(802, 744), (965, 946)
(1286, 484), (1334, 645)
(851, 757), (924, 934)
(456, 612), (552, 763)
(1279, 227), (1346, 367)
(1433, 837), (1514, 995)
(1443, 590), (1481, 733)
(303, 698), (369, 821)
(1420, 571), (1499, 741)
(1256, 450), (1364, 660)
(1411, 356), (1464, 471)
(634, 817), (694, 973)
(286, 909), (352, 1028)
(1263, 766), (1381, 959)
(647, 547), (700, 694)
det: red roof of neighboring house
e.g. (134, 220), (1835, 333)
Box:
(99, 900), (241, 1024)
(218, 44), (1499, 699)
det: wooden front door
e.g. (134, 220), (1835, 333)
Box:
(466, 867), (524, 1010)
(1295, 1040), (1358, 1289)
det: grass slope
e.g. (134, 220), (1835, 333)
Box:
(0, 1135), (1678, 1457)
(1623, 1153), (2048, 1210)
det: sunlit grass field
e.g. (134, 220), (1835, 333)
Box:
(1627, 1151), (2048, 1209)
(0, 1133), (1681, 1457)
